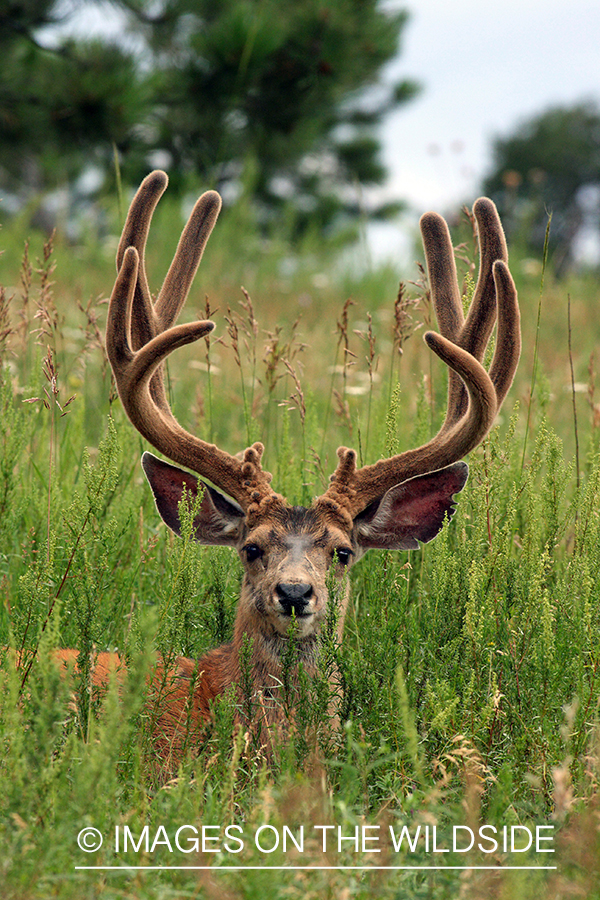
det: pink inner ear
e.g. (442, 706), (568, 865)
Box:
(142, 452), (200, 535)
(390, 492), (446, 527)
(156, 468), (198, 507)
(141, 451), (245, 546)
(355, 462), (467, 551)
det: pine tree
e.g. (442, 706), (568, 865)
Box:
(0, 1), (418, 235)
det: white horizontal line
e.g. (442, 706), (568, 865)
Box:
(75, 865), (558, 871)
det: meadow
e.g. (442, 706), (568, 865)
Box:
(1, 188), (600, 898)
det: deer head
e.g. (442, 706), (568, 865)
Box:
(107, 171), (520, 672)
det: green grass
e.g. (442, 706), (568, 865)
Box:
(1, 198), (600, 898)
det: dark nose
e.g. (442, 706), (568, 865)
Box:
(276, 582), (313, 616)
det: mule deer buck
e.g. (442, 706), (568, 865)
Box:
(58, 171), (520, 767)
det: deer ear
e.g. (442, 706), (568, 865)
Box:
(141, 452), (245, 545)
(353, 462), (468, 551)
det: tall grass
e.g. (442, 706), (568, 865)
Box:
(1, 199), (600, 898)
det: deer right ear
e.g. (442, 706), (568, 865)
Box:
(141, 452), (245, 545)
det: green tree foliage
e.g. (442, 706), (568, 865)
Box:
(0, 0), (418, 234)
(0, 2), (142, 193)
(483, 102), (600, 272)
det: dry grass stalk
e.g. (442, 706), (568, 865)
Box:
(283, 358), (306, 426)
(393, 281), (422, 357)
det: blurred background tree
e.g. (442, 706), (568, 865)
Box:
(483, 101), (600, 273)
(0, 0), (419, 238)
(0, 1), (143, 223)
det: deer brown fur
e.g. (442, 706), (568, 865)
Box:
(50, 171), (520, 770)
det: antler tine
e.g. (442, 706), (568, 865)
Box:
(107, 171), (280, 514)
(487, 258), (521, 410)
(418, 210), (464, 343)
(420, 197), (509, 432)
(154, 188), (222, 331)
(419, 210), (466, 434)
(320, 197), (519, 519)
(116, 170), (167, 354)
(463, 198), (509, 358)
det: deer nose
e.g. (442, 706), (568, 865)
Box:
(276, 582), (313, 616)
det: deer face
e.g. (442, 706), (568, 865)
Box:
(142, 453), (354, 639)
(141, 452), (469, 641)
(237, 507), (353, 638)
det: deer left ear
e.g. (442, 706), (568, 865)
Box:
(353, 461), (468, 551)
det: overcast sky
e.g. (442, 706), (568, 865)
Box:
(380, 0), (600, 210)
(361, 0), (600, 260)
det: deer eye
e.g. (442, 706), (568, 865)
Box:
(333, 547), (353, 567)
(244, 544), (263, 563)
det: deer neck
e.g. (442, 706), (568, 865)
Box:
(232, 582), (321, 684)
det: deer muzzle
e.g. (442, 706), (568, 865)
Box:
(275, 582), (314, 617)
